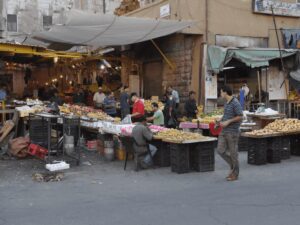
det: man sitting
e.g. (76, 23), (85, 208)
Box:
(132, 116), (158, 169)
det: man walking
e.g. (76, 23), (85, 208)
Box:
(217, 86), (243, 181)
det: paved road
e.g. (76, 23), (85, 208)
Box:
(1, 151), (300, 225)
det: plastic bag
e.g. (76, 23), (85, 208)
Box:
(121, 115), (132, 124)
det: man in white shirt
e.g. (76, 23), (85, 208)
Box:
(167, 86), (180, 108)
(93, 87), (106, 109)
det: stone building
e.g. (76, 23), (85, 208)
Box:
(123, 0), (300, 110)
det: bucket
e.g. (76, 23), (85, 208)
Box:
(116, 148), (126, 161)
(64, 135), (74, 154)
(104, 147), (114, 161)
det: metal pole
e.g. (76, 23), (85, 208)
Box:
(103, 0), (106, 14)
(257, 70), (261, 103)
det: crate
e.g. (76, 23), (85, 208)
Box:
(267, 138), (281, 163)
(290, 135), (300, 156)
(170, 144), (190, 174)
(28, 143), (48, 160)
(247, 138), (267, 165)
(29, 117), (48, 147)
(238, 136), (249, 152)
(152, 141), (170, 167)
(280, 137), (290, 160)
(190, 142), (215, 172)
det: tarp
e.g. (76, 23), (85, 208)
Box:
(207, 45), (298, 73)
(31, 10), (194, 49)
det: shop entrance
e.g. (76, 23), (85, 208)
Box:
(143, 61), (163, 99)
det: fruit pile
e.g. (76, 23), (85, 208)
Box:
(247, 119), (300, 136)
(154, 129), (205, 142)
(144, 100), (164, 112)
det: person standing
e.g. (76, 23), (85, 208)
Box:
(163, 92), (177, 128)
(130, 93), (145, 122)
(0, 85), (7, 101)
(103, 92), (117, 117)
(73, 86), (85, 105)
(167, 86), (180, 108)
(93, 87), (106, 109)
(184, 91), (198, 119)
(216, 86), (243, 181)
(132, 116), (158, 169)
(147, 102), (164, 126)
(120, 86), (130, 119)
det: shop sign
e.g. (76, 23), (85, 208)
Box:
(281, 29), (300, 49)
(160, 4), (170, 18)
(253, 0), (300, 17)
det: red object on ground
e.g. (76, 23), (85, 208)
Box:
(209, 122), (222, 136)
(28, 143), (48, 160)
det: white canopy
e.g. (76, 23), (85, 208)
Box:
(32, 10), (194, 49)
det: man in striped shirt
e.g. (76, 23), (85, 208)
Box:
(216, 86), (243, 181)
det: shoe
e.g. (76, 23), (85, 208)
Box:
(226, 170), (233, 179)
(226, 174), (238, 181)
(140, 161), (150, 169)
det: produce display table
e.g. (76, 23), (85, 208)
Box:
(162, 137), (217, 174)
(246, 113), (286, 129)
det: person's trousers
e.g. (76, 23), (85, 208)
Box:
(217, 132), (239, 176)
(121, 108), (130, 119)
(143, 144), (158, 164)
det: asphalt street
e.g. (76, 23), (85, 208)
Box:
(1, 151), (300, 225)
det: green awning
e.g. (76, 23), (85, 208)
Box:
(207, 45), (298, 73)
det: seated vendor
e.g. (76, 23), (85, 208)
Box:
(147, 102), (164, 126)
(132, 116), (158, 169)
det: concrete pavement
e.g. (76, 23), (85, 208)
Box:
(1, 151), (300, 225)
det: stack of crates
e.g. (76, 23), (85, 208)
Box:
(190, 141), (216, 172)
(267, 138), (281, 163)
(248, 138), (267, 165)
(238, 135), (249, 152)
(170, 144), (190, 174)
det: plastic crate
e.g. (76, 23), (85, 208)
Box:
(170, 144), (190, 174)
(29, 118), (49, 147)
(28, 143), (48, 160)
(280, 137), (291, 160)
(247, 138), (267, 165)
(238, 136), (249, 152)
(152, 141), (170, 167)
(290, 135), (300, 156)
(267, 138), (281, 163)
(190, 150), (214, 172)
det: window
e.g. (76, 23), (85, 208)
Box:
(43, 16), (52, 30)
(7, 14), (17, 32)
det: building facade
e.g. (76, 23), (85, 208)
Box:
(125, 0), (300, 110)
(0, 0), (124, 42)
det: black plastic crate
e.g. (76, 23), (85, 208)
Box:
(29, 118), (49, 147)
(280, 137), (291, 160)
(238, 136), (249, 152)
(170, 144), (190, 174)
(266, 138), (281, 163)
(153, 142), (170, 167)
(190, 150), (214, 172)
(290, 135), (300, 156)
(247, 138), (267, 165)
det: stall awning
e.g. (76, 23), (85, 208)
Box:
(207, 45), (298, 73)
(31, 10), (194, 49)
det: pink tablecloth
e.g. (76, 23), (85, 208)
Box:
(179, 122), (209, 129)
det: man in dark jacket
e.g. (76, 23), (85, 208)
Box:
(132, 116), (157, 169)
(185, 91), (198, 119)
